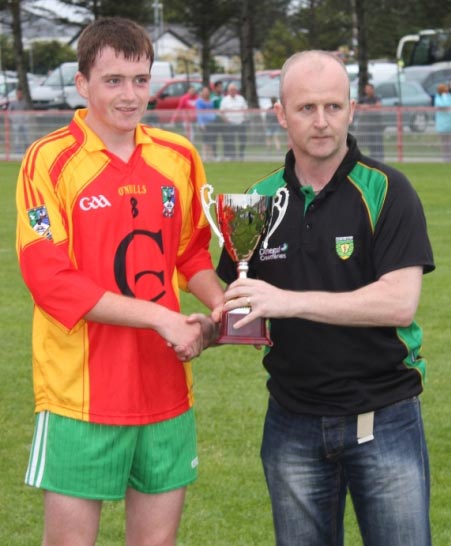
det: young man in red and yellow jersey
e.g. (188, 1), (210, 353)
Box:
(16, 17), (224, 545)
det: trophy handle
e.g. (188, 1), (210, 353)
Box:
(262, 187), (289, 249)
(200, 184), (224, 247)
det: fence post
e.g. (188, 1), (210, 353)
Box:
(396, 108), (403, 162)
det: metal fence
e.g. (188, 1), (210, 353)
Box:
(1, 106), (449, 163)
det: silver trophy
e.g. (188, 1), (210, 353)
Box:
(201, 184), (289, 345)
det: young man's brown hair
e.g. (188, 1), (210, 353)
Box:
(77, 17), (154, 78)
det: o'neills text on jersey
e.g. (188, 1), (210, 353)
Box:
(118, 185), (147, 196)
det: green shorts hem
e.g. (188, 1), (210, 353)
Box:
(25, 410), (198, 499)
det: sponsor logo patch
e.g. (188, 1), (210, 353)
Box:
(335, 236), (354, 260)
(27, 205), (52, 240)
(259, 242), (288, 261)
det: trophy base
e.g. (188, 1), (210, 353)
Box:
(216, 309), (272, 346)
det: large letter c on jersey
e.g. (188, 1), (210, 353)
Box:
(114, 229), (166, 302)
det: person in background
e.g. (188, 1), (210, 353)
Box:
(171, 85), (198, 139)
(218, 50), (434, 546)
(8, 86), (30, 154)
(357, 82), (384, 161)
(434, 82), (451, 161)
(16, 17), (223, 546)
(265, 96), (281, 153)
(195, 86), (216, 161)
(210, 80), (224, 160)
(219, 83), (248, 160)
(210, 80), (224, 109)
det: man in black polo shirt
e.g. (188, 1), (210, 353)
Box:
(217, 51), (434, 546)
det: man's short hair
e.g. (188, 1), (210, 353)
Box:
(77, 17), (154, 79)
(279, 50), (350, 104)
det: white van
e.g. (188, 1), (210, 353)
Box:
(27, 60), (174, 110)
(151, 61), (174, 80)
(346, 61), (399, 84)
(29, 62), (85, 110)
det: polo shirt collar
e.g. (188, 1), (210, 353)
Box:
(283, 134), (362, 194)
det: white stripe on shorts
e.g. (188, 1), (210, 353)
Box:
(25, 411), (49, 487)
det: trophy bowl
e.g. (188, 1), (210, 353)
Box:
(201, 184), (288, 345)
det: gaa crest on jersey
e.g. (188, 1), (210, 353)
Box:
(335, 236), (354, 260)
(161, 186), (175, 217)
(27, 205), (52, 240)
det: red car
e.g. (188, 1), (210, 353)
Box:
(147, 78), (204, 122)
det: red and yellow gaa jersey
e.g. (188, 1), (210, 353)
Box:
(16, 109), (214, 425)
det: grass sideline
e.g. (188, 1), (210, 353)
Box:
(0, 160), (450, 545)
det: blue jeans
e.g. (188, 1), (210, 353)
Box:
(261, 396), (431, 546)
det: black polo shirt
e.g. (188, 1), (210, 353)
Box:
(217, 135), (435, 416)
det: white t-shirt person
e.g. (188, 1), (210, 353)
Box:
(220, 84), (248, 125)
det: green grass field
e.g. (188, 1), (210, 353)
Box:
(1, 160), (450, 545)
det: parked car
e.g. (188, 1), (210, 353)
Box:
(257, 77), (280, 110)
(26, 62), (86, 110)
(151, 61), (175, 81)
(0, 72), (43, 110)
(259, 74), (431, 133)
(256, 69), (281, 90)
(346, 61), (399, 84)
(400, 62), (451, 97)
(147, 78), (203, 123)
(23, 60), (174, 111)
(148, 78), (203, 109)
(353, 80), (433, 132)
(149, 78), (173, 97)
(0, 75), (19, 110)
(210, 73), (241, 92)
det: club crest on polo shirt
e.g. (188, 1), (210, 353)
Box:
(27, 205), (53, 240)
(161, 186), (175, 217)
(335, 236), (354, 260)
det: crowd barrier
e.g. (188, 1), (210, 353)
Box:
(1, 106), (449, 163)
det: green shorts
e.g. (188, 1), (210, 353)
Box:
(25, 410), (198, 500)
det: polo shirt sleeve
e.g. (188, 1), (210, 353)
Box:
(372, 170), (435, 278)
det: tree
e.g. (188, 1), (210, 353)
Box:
(364, 0), (421, 60)
(33, 0), (153, 24)
(238, 0), (292, 106)
(0, 34), (16, 71)
(239, 0), (258, 107)
(290, 0), (353, 53)
(252, 0), (292, 50)
(261, 20), (309, 68)
(163, 0), (236, 86)
(8, 0), (32, 106)
(4, 0), (451, 109)
(163, 0), (292, 103)
(353, 0), (369, 99)
(30, 41), (77, 75)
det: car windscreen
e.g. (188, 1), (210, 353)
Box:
(44, 65), (78, 87)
